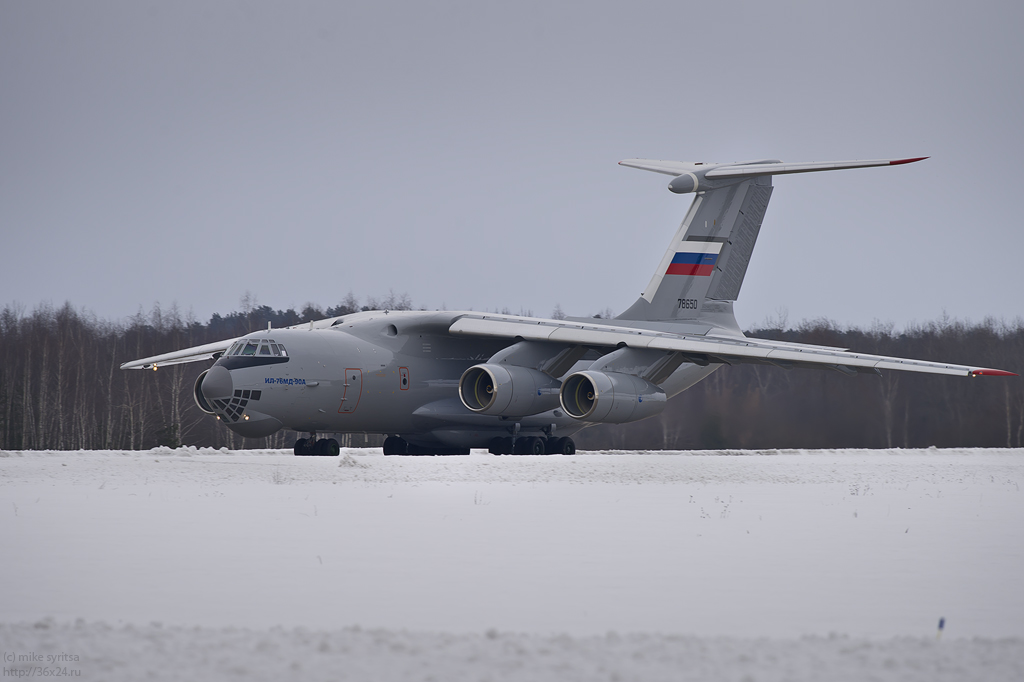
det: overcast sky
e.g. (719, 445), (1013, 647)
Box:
(2, 1), (1022, 330)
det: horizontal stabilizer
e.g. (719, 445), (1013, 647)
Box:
(706, 157), (928, 179)
(619, 157), (927, 182)
(618, 159), (721, 176)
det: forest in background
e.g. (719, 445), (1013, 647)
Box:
(1, 296), (1022, 452)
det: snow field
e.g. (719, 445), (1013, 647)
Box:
(1, 447), (1022, 680)
(2, 619), (1022, 682)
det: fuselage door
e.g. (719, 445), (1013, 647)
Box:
(338, 368), (363, 414)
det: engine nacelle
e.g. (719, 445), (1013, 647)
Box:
(193, 369), (216, 415)
(459, 364), (561, 417)
(559, 371), (667, 423)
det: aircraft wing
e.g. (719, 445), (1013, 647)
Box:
(449, 314), (1015, 378)
(120, 317), (349, 370)
(120, 338), (240, 370)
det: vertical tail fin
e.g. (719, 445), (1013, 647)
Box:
(615, 157), (926, 326)
(617, 174), (772, 325)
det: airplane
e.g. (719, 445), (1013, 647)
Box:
(122, 156), (1016, 456)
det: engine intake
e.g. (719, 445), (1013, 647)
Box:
(559, 371), (667, 423)
(459, 364), (561, 417)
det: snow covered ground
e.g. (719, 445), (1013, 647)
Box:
(1, 447), (1022, 680)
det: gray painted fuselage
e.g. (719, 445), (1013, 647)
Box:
(211, 310), (716, 447)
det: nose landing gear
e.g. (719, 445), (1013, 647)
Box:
(294, 434), (340, 456)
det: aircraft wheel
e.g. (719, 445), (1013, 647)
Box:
(546, 437), (572, 455)
(515, 436), (544, 455)
(383, 436), (408, 456)
(404, 443), (435, 456)
(294, 438), (311, 456)
(322, 438), (341, 456)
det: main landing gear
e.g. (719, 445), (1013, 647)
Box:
(382, 434), (573, 456)
(487, 436), (575, 456)
(382, 436), (470, 456)
(294, 435), (340, 456)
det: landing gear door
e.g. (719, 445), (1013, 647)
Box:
(338, 368), (362, 414)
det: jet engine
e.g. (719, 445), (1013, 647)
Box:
(559, 371), (667, 423)
(193, 369), (216, 415)
(459, 364), (561, 417)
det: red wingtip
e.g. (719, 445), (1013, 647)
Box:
(889, 157), (929, 165)
(971, 369), (1018, 377)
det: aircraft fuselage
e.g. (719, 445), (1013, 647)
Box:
(202, 310), (600, 449)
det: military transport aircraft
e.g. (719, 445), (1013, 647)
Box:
(122, 157), (1015, 456)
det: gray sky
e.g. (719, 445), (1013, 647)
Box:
(2, 1), (1022, 330)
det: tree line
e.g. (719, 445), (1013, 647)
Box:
(1, 299), (1021, 451)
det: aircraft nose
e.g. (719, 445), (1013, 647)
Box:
(202, 365), (233, 401)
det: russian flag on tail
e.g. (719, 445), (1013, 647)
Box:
(665, 242), (723, 277)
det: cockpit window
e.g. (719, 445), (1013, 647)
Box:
(215, 337), (289, 369)
(221, 338), (287, 358)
